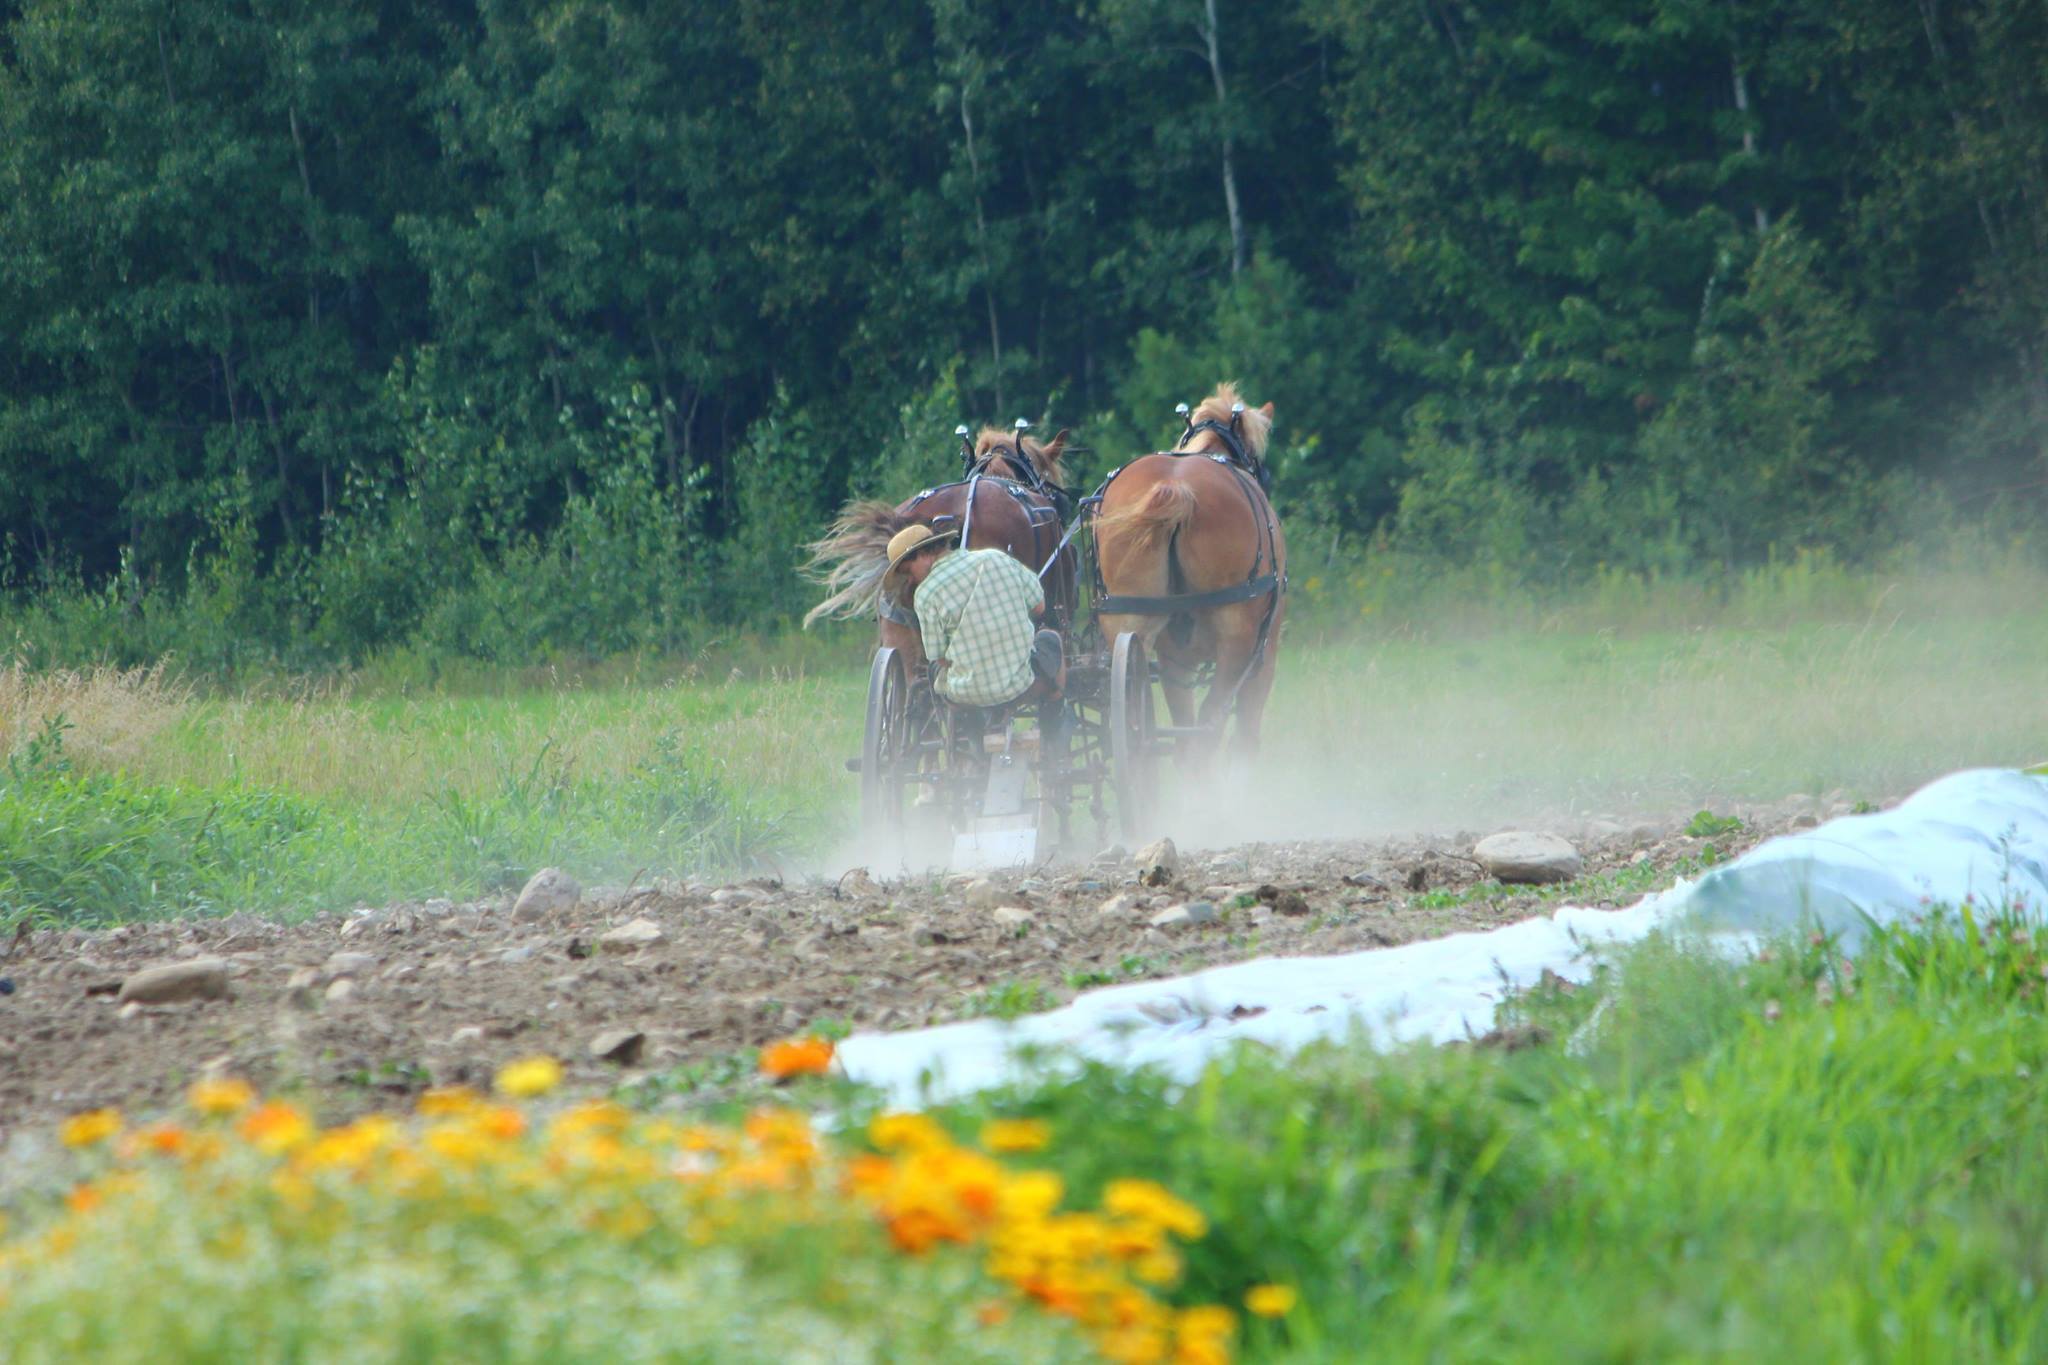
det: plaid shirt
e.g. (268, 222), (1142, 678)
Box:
(913, 548), (1044, 707)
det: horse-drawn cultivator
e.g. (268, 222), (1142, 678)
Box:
(855, 620), (1158, 867)
(821, 387), (1287, 869)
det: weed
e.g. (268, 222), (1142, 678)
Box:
(1683, 808), (1744, 838)
(959, 980), (1058, 1021)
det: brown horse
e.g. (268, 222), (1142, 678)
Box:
(803, 427), (1074, 671)
(1094, 384), (1286, 763)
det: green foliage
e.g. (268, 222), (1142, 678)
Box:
(1682, 809), (1744, 839)
(938, 901), (2048, 1358)
(2, 0), (2047, 668)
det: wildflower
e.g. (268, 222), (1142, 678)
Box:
(495, 1055), (563, 1098)
(59, 1108), (122, 1148)
(129, 1123), (190, 1158)
(424, 1124), (494, 1167)
(64, 1182), (103, 1214)
(1244, 1283), (1298, 1317)
(759, 1035), (835, 1080)
(187, 1077), (257, 1117)
(416, 1086), (484, 1116)
(477, 1106), (528, 1141)
(869, 1111), (948, 1153)
(979, 1117), (1051, 1153)
(1176, 1304), (1237, 1346)
(975, 1301), (1012, 1327)
(239, 1101), (314, 1155)
(1104, 1179), (1208, 1240)
(999, 1171), (1064, 1221)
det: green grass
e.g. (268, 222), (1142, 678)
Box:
(4, 561), (2046, 926)
(923, 899), (2048, 1359)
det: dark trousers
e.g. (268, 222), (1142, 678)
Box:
(1029, 629), (1063, 687)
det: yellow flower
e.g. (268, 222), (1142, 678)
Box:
(979, 1118), (1051, 1153)
(998, 1170), (1065, 1221)
(424, 1123), (493, 1167)
(416, 1085), (483, 1116)
(868, 1111), (948, 1153)
(494, 1055), (563, 1098)
(1244, 1283), (1298, 1318)
(1176, 1304), (1237, 1341)
(187, 1077), (257, 1117)
(1104, 1179), (1208, 1240)
(59, 1108), (123, 1148)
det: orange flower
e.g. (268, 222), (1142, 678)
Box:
(477, 1106), (528, 1141)
(59, 1108), (122, 1148)
(187, 1077), (256, 1117)
(133, 1123), (190, 1158)
(758, 1035), (835, 1080)
(975, 1301), (1012, 1327)
(238, 1101), (314, 1154)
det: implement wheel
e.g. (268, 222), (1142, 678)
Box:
(1108, 632), (1157, 841)
(861, 647), (910, 840)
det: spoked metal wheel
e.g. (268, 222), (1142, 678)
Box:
(1108, 632), (1157, 842)
(861, 646), (910, 842)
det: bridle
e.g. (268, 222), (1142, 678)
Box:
(1172, 399), (1270, 493)
(958, 418), (1053, 499)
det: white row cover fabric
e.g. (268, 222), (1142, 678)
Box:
(837, 768), (2048, 1109)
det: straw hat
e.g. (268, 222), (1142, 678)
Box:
(881, 524), (959, 595)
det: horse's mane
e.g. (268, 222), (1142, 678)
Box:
(1178, 383), (1271, 458)
(974, 427), (1067, 485)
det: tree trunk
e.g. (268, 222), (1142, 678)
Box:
(959, 80), (1005, 414)
(1730, 54), (1768, 233)
(1203, 0), (1246, 277)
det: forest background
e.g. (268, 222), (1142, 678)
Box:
(2, 0), (2044, 674)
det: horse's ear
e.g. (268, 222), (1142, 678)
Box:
(1042, 428), (1068, 462)
(1258, 402), (1274, 421)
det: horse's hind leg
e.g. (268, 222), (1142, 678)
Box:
(1230, 644), (1279, 764)
(1193, 609), (1262, 774)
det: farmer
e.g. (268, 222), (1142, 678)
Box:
(880, 525), (1063, 707)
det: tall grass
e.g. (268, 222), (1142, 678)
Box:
(6, 561), (2046, 925)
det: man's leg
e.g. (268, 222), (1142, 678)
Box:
(1029, 629), (1065, 695)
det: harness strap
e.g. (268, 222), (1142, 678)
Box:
(1036, 494), (1101, 580)
(959, 473), (981, 550)
(1093, 573), (1280, 616)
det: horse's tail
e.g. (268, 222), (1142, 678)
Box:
(1097, 478), (1196, 550)
(802, 498), (906, 628)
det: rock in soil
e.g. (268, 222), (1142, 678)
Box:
(600, 919), (665, 951)
(514, 867), (581, 922)
(1473, 832), (1584, 885)
(991, 907), (1035, 930)
(0, 808), (1819, 1140)
(1135, 838), (1179, 887)
(117, 959), (230, 1006)
(322, 951), (378, 981)
(589, 1029), (646, 1065)
(1149, 901), (1218, 930)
